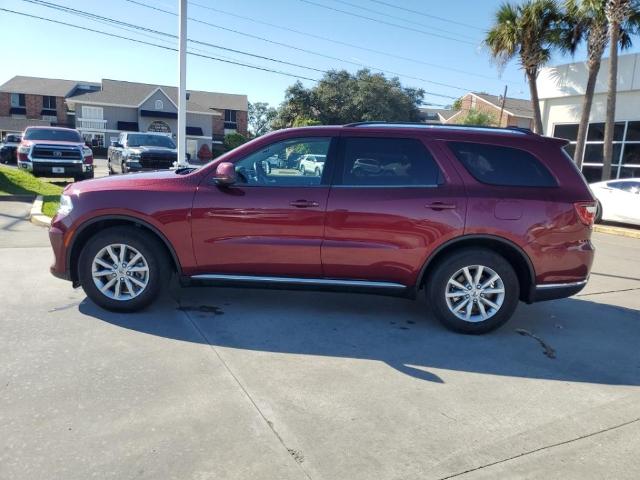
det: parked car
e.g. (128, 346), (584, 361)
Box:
(107, 132), (178, 174)
(298, 154), (326, 176)
(17, 127), (93, 181)
(590, 178), (640, 226)
(0, 134), (21, 164)
(49, 123), (596, 334)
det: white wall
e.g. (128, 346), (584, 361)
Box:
(537, 53), (640, 135)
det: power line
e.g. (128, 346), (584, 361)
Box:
(0, 7), (319, 82)
(187, 1), (519, 86)
(298, 0), (477, 45)
(124, 0), (471, 94)
(368, 0), (485, 31)
(22, 0), (327, 74)
(22, 0), (459, 100)
(327, 0), (479, 41)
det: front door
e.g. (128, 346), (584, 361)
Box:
(322, 136), (466, 286)
(191, 136), (335, 277)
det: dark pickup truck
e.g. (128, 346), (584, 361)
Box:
(107, 132), (178, 174)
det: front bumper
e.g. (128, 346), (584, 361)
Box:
(49, 224), (71, 281)
(18, 160), (93, 177)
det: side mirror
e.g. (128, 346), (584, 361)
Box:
(213, 162), (237, 186)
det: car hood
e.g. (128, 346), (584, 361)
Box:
(65, 170), (184, 193)
(22, 140), (83, 147)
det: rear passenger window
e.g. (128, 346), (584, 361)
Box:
(338, 137), (441, 187)
(448, 142), (557, 187)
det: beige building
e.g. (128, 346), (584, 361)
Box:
(537, 52), (640, 182)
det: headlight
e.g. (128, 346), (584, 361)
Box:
(82, 146), (93, 157)
(128, 153), (141, 161)
(58, 194), (73, 216)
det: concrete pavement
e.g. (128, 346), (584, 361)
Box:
(1, 211), (639, 479)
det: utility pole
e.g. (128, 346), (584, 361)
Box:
(176, 0), (188, 167)
(498, 85), (507, 127)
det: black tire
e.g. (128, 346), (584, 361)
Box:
(314, 168), (321, 176)
(78, 226), (170, 312)
(595, 200), (603, 223)
(107, 160), (114, 175)
(427, 248), (520, 334)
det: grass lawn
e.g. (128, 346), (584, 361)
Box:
(0, 165), (65, 217)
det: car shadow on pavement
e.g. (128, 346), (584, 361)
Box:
(79, 287), (640, 386)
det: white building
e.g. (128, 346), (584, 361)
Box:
(537, 52), (640, 182)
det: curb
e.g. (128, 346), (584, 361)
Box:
(0, 194), (36, 202)
(594, 224), (640, 240)
(29, 195), (51, 228)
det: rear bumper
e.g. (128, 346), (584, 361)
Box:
(530, 279), (588, 302)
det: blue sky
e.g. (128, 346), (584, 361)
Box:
(1, 0), (636, 108)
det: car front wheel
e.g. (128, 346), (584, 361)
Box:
(427, 248), (519, 334)
(78, 227), (169, 312)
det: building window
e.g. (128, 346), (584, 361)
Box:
(553, 121), (640, 181)
(11, 93), (25, 107)
(42, 96), (56, 110)
(155, 99), (163, 110)
(81, 106), (104, 119)
(224, 109), (237, 129)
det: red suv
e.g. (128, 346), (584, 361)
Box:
(49, 123), (596, 333)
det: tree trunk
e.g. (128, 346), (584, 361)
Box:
(526, 70), (544, 134)
(574, 61), (601, 168)
(603, 24), (620, 180)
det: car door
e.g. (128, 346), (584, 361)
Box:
(191, 136), (336, 277)
(616, 181), (640, 224)
(322, 135), (466, 286)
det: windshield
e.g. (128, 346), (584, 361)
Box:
(5, 135), (21, 143)
(24, 128), (82, 142)
(128, 134), (176, 148)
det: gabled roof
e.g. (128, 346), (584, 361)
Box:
(65, 78), (247, 113)
(0, 75), (98, 97)
(472, 92), (533, 118)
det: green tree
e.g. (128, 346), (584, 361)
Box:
(223, 133), (247, 151)
(562, 0), (638, 168)
(248, 102), (277, 137)
(602, 0), (640, 180)
(486, 0), (563, 134)
(459, 109), (498, 126)
(273, 69), (424, 128)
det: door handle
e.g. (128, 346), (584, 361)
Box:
(426, 202), (456, 211)
(290, 199), (319, 208)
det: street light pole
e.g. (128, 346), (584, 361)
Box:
(176, 0), (188, 167)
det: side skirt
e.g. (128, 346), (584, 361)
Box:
(187, 274), (414, 298)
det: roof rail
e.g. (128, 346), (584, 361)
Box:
(343, 121), (535, 135)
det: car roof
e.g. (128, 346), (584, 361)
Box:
(24, 126), (78, 132)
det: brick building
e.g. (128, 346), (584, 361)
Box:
(0, 76), (248, 158)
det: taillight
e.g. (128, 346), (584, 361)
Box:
(574, 201), (597, 226)
(17, 144), (29, 161)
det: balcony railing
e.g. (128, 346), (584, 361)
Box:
(77, 118), (107, 130)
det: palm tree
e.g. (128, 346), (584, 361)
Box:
(486, 0), (563, 134)
(562, 1), (609, 168)
(602, 0), (639, 180)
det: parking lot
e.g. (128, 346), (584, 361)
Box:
(1, 199), (639, 479)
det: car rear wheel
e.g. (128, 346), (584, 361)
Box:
(78, 227), (169, 312)
(427, 248), (519, 334)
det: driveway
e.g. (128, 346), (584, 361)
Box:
(1, 203), (639, 479)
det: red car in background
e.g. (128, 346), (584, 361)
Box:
(17, 126), (94, 181)
(48, 123), (596, 333)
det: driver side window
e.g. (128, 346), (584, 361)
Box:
(234, 137), (332, 187)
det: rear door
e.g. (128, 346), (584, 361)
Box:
(322, 134), (466, 286)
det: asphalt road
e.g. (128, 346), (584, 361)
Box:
(1, 201), (639, 480)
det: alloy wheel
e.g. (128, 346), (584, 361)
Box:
(444, 265), (505, 323)
(91, 243), (150, 301)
